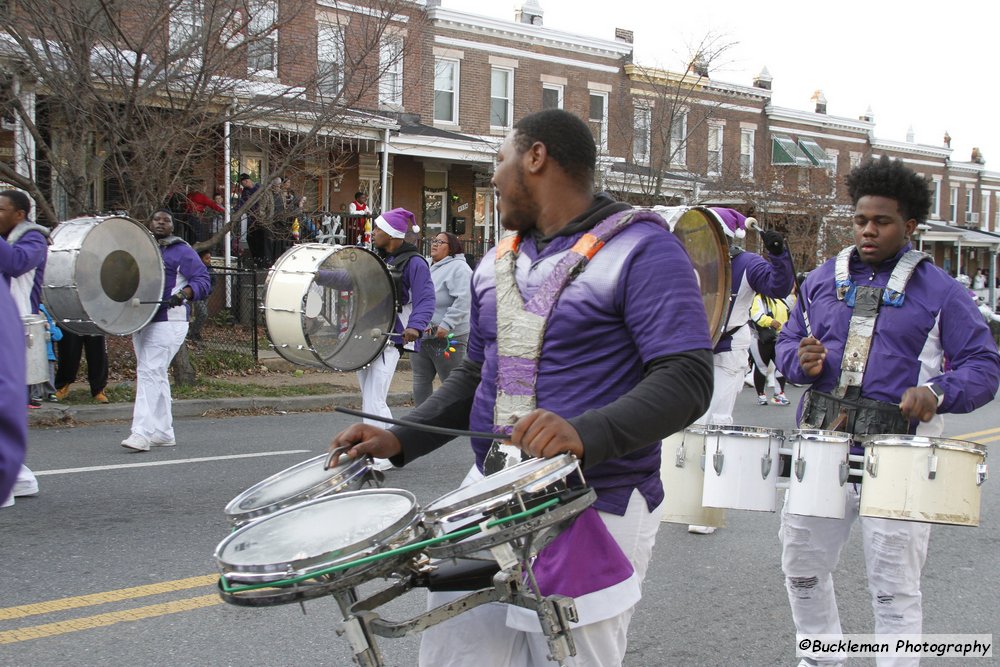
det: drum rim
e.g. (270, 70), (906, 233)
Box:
(674, 206), (732, 346)
(223, 454), (371, 525)
(860, 434), (987, 457)
(422, 454), (580, 524)
(705, 424), (783, 438)
(215, 488), (422, 582)
(787, 429), (853, 443)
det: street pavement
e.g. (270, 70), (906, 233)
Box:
(2, 384), (998, 666)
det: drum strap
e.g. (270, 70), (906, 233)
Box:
(385, 247), (425, 313)
(6, 221), (50, 316)
(485, 209), (671, 474)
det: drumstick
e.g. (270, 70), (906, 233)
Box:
(333, 406), (507, 441)
(369, 328), (404, 338)
(130, 298), (171, 306)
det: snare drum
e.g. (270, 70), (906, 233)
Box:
(22, 315), (49, 385)
(264, 244), (395, 371)
(659, 428), (725, 527)
(422, 454), (591, 559)
(785, 429), (852, 519)
(215, 489), (425, 606)
(860, 434), (988, 527)
(44, 216), (165, 335)
(701, 425), (783, 512)
(224, 454), (375, 528)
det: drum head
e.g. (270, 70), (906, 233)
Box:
(671, 208), (731, 345)
(215, 489), (420, 583)
(224, 454), (372, 527)
(265, 244), (396, 372)
(45, 216), (165, 336)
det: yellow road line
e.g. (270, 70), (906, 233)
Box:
(0, 574), (218, 620)
(952, 426), (1000, 441)
(0, 595), (221, 645)
(976, 434), (1000, 444)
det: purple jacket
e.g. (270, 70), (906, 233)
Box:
(151, 238), (211, 323)
(715, 248), (794, 353)
(0, 263), (27, 501)
(1, 226), (48, 315)
(776, 245), (1000, 417)
(467, 219), (712, 514)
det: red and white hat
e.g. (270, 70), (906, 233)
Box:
(374, 208), (419, 239)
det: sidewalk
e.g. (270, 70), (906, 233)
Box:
(29, 349), (418, 427)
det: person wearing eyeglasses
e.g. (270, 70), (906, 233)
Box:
(412, 232), (473, 405)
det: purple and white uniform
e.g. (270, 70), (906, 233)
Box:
(0, 239), (27, 501)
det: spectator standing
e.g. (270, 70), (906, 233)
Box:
(237, 173), (270, 267)
(54, 330), (110, 403)
(749, 291), (791, 406)
(348, 191), (371, 245)
(29, 303), (62, 405)
(411, 232), (472, 405)
(121, 210), (211, 452)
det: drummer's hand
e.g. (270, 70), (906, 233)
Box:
(899, 386), (938, 422)
(434, 325), (449, 340)
(402, 327), (421, 344)
(797, 336), (826, 377)
(511, 410), (585, 460)
(327, 424), (402, 469)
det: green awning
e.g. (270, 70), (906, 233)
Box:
(771, 134), (813, 166)
(798, 138), (836, 168)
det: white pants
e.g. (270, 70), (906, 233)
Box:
(418, 476), (663, 667)
(779, 486), (931, 667)
(130, 321), (188, 441)
(356, 345), (399, 425)
(696, 343), (750, 426)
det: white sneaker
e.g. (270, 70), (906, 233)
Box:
(688, 524), (717, 535)
(12, 477), (39, 497)
(121, 433), (151, 452)
(150, 438), (176, 447)
(1, 493), (13, 508)
(372, 458), (394, 471)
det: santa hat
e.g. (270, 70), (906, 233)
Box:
(373, 208), (419, 239)
(707, 207), (753, 239)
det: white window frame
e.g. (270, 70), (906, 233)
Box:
(541, 83), (563, 111)
(930, 178), (942, 219)
(826, 148), (839, 195)
(849, 152), (862, 170)
(707, 123), (723, 176)
(983, 192), (990, 228)
(247, 0), (277, 76)
(433, 58), (459, 124)
(379, 36), (404, 108)
(490, 67), (514, 130)
(588, 92), (608, 152)
(169, 0), (203, 57)
(669, 111), (687, 168)
(740, 128), (755, 179)
(966, 187), (975, 222)
(950, 186), (958, 223)
(631, 102), (651, 165)
(317, 23), (344, 100)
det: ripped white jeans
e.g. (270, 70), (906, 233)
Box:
(779, 485), (930, 667)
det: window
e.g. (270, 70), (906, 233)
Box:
(740, 129), (755, 178)
(965, 187), (975, 222)
(707, 124), (723, 176)
(248, 0), (277, 74)
(433, 58), (459, 123)
(490, 67), (513, 128)
(983, 193), (990, 228)
(169, 0), (203, 55)
(317, 24), (344, 99)
(826, 149), (839, 195)
(588, 92), (608, 151)
(930, 179), (941, 218)
(669, 111), (687, 167)
(849, 152), (862, 170)
(542, 83), (563, 110)
(949, 186), (958, 223)
(379, 36), (404, 107)
(632, 103), (650, 165)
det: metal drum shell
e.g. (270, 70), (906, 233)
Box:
(22, 315), (49, 385)
(701, 425), (783, 512)
(785, 429), (852, 519)
(659, 427), (725, 527)
(44, 216), (165, 336)
(859, 434), (987, 527)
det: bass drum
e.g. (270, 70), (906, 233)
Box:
(650, 206), (731, 345)
(44, 216), (165, 336)
(264, 244), (396, 372)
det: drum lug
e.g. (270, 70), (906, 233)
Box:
(712, 449), (724, 476)
(866, 452), (878, 478)
(927, 453), (938, 480)
(977, 463), (988, 486)
(838, 460), (849, 486)
(674, 444), (686, 468)
(794, 457), (806, 482)
(760, 453), (772, 480)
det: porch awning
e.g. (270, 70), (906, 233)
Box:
(917, 221), (1000, 248)
(771, 134), (812, 166)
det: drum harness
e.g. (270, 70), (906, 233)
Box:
(6, 221), (50, 316)
(801, 248), (929, 451)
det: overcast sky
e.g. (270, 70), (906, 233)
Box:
(444, 0), (997, 169)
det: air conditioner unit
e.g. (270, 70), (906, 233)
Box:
(966, 211), (980, 224)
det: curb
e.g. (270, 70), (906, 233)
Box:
(29, 391), (414, 427)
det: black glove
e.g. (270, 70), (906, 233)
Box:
(761, 230), (785, 255)
(168, 292), (187, 308)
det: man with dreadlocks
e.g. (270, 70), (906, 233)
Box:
(775, 156), (999, 666)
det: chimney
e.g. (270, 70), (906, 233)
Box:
(809, 90), (827, 114)
(515, 0), (544, 26)
(753, 67), (772, 90)
(688, 54), (709, 78)
(944, 132), (951, 148)
(972, 147), (985, 164)
(906, 125), (915, 143)
(859, 105), (874, 123)
(614, 27), (634, 44)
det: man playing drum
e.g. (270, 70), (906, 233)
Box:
(328, 109), (714, 665)
(775, 156), (1000, 666)
(0, 195), (28, 507)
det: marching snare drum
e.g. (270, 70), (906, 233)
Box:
(264, 244), (396, 372)
(224, 454), (376, 528)
(44, 216), (165, 335)
(215, 489), (425, 606)
(859, 434), (988, 527)
(22, 314), (49, 385)
(421, 454), (593, 560)
(659, 428), (725, 527)
(701, 425), (783, 512)
(784, 429), (853, 519)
